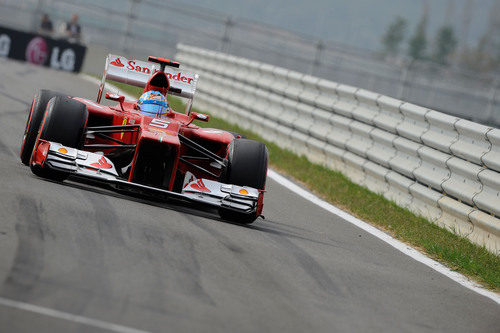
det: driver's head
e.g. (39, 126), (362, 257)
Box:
(137, 90), (170, 117)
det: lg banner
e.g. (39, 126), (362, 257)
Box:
(0, 26), (86, 73)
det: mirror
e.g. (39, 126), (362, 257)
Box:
(190, 112), (209, 122)
(105, 92), (125, 103)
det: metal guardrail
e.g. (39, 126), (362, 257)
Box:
(175, 44), (500, 254)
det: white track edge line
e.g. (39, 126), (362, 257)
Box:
(267, 170), (500, 305)
(0, 297), (149, 333)
(80, 73), (500, 304)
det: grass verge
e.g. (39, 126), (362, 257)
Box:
(107, 80), (500, 291)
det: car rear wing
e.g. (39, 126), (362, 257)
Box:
(97, 54), (199, 114)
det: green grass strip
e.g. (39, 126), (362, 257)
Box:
(107, 80), (500, 291)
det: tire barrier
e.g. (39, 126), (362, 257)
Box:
(175, 44), (500, 254)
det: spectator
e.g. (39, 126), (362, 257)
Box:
(65, 14), (81, 43)
(38, 13), (53, 36)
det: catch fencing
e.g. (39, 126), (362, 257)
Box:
(0, 0), (498, 127)
(176, 44), (500, 254)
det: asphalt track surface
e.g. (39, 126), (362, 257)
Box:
(0, 58), (498, 332)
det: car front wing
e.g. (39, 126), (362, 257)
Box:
(31, 140), (263, 216)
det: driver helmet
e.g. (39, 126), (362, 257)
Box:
(137, 90), (170, 117)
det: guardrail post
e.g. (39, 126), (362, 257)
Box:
(396, 60), (413, 100)
(122, 0), (140, 53)
(220, 18), (233, 53)
(485, 78), (499, 125)
(310, 40), (324, 75)
(31, 0), (44, 32)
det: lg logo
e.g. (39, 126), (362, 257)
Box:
(50, 47), (76, 71)
(26, 37), (49, 64)
(0, 34), (10, 57)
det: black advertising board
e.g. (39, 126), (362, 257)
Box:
(0, 26), (87, 73)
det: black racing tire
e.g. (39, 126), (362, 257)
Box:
(224, 139), (268, 190)
(219, 139), (268, 224)
(30, 96), (88, 180)
(219, 209), (262, 224)
(226, 131), (246, 139)
(20, 90), (66, 165)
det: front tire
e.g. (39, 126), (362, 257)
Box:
(20, 90), (65, 165)
(31, 96), (88, 180)
(219, 139), (268, 224)
(224, 139), (268, 190)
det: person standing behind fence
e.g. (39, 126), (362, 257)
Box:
(65, 14), (82, 43)
(38, 13), (53, 36)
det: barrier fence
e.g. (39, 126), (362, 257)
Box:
(1, 0), (498, 126)
(0, 25), (86, 72)
(175, 44), (500, 254)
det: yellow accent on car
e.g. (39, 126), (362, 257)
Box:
(120, 118), (127, 139)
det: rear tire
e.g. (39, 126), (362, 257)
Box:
(20, 90), (66, 165)
(219, 139), (268, 224)
(226, 131), (246, 139)
(30, 96), (88, 180)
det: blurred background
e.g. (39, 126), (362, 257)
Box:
(1, 0), (499, 126)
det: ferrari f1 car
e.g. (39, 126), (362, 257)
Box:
(20, 54), (268, 223)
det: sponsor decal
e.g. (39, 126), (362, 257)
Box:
(190, 179), (211, 193)
(109, 55), (195, 85)
(110, 57), (124, 67)
(90, 156), (112, 169)
(183, 171), (196, 188)
(0, 34), (11, 57)
(50, 47), (76, 71)
(120, 118), (128, 139)
(0, 26), (87, 72)
(25, 37), (48, 65)
(126, 60), (151, 74)
(164, 72), (194, 84)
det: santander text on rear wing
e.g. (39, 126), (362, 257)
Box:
(97, 54), (199, 113)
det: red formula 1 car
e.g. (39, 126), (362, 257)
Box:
(20, 54), (268, 223)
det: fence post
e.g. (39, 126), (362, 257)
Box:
(310, 40), (324, 75)
(220, 17), (233, 53)
(31, 0), (44, 32)
(485, 77), (499, 124)
(397, 59), (413, 100)
(123, 0), (140, 54)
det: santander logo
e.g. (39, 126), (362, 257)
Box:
(90, 156), (113, 169)
(190, 179), (211, 193)
(110, 57), (124, 67)
(110, 56), (194, 84)
(25, 37), (48, 65)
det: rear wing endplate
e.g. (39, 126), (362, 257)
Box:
(97, 54), (199, 114)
